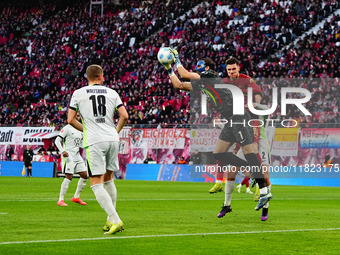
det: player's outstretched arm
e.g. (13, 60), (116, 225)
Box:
(67, 108), (83, 132)
(170, 47), (200, 80)
(169, 73), (193, 91)
(177, 65), (201, 80)
(116, 106), (128, 134)
(160, 59), (192, 91)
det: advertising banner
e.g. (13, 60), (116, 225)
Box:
(300, 128), (340, 148)
(0, 127), (55, 145)
(190, 129), (221, 152)
(130, 129), (187, 149)
(271, 128), (299, 156)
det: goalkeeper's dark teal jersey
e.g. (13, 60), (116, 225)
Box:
(192, 69), (234, 119)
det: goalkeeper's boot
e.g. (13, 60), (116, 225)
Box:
(217, 205), (232, 218)
(72, 197), (87, 205)
(255, 192), (273, 211)
(105, 221), (125, 235)
(57, 200), (68, 206)
(209, 183), (223, 193)
(261, 206), (269, 221)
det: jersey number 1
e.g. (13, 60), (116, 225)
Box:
(89, 95), (106, 117)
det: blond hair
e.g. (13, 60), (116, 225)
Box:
(86, 64), (103, 81)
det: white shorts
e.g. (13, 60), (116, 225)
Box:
(236, 136), (270, 166)
(63, 157), (86, 175)
(86, 141), (119, 176)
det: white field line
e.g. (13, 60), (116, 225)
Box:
(1, 228), (340, 245)
(0, 212), (8, 214)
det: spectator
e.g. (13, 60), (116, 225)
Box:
(191, 149), (202, 164)
(143, 154), (154, 164)
(6, 145), (14, 161)
(37, 146), (46, 155)
(323, 155), (333, 167)
(178, 156), (187, 164)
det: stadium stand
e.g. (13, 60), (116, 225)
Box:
(0, 0), (339, 129)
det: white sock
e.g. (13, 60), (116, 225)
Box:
(267, 185), (271, 193)
(260, 187), (268, 195)
(216, 180), (223, 184)
(246, 187), (251, 192)
(104, 180), (117, 209)
(224, 180), (235, 206)
(263, 185), (271, 208)
(91, 183), (121, 224)
(59, 178), (71, 201)
(237, 184), (241, 188)
(74, 178), (87, 198)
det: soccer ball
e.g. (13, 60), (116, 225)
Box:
(157, 47), (174, 65)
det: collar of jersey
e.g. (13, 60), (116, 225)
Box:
(89, 84), (102, 86)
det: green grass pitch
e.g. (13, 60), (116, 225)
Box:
(0, 177), (340, 254)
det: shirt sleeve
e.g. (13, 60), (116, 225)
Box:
(248, 82), (262, 95)
(69, 91), (78, 111)
(114, 90), (123, 109)
(58, 125), (68, 139)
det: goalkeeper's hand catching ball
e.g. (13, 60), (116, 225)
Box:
(170, 47), (182, 67)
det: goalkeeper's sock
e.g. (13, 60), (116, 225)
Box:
(74, 178), (87, 198)
(59, 178), (71, 201)
(104, 180), (117, 209)
(91, 183), (120, 224)
(224, 180), (235, 206)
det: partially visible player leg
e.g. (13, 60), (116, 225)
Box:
(104, 141), (120, 210)
(210, 139), (232, 193)
(103, 141), (124, 234)
(217, 166), (239, 218)
(90, 177), (122, 234)
(104, 178), (117, 209)
(72, 168), (88, 205)
(57, 173), (72, 206)
(242, 148), (272, 210)
(88, 142), (123, 235)
(261, 165), (270, 221)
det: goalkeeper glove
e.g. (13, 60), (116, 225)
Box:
(162, 62), (174, 77)
(170, 47), (182, 67)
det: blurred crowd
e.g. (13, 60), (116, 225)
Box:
(0, 0), (339, 129)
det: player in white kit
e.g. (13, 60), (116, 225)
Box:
(55, 113), (88, 206)
(67, 64), (128, 235)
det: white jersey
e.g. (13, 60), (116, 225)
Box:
(69, 85), (123, 148)
(57, 124), (83, 160)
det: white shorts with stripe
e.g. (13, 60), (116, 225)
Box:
(86, 141), (119, 176)
(63, 156), (86, 175)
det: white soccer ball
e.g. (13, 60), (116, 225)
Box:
(157, 47), (174, 65)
